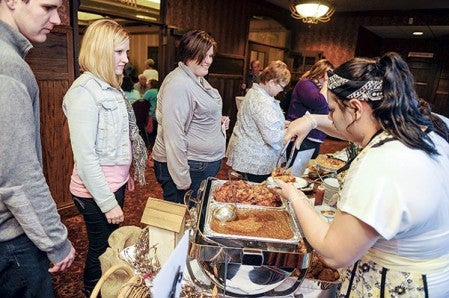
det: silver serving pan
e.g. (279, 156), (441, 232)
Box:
(203, 202), (302, 252)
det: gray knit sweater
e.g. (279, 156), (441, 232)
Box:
(0, 20), (72, 263)
(152, 62), (226, 189)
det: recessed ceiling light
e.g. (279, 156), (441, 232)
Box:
(413, 31), (424, 36)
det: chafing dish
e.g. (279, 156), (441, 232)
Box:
(185, 178), (313, 296)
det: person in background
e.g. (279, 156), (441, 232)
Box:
(279, 78), (298, 116)
(143, 79), (160, 121)
(278, 52), (449, 297)
(286, 59), (334, 159)
(124, 60), (138, 83)
(134, 73), (148, 97)
(122, 75), (140, 104)
(63, 19), (147, 296)
(226, 60), (291, 183)
(152, 30), (229, 203)
(0, 0), (75, 297)
(132, 97), (151, 148)
(241, 59), (261, 93)
(143, 79), (160, 143)
(143, 58), (159, 82)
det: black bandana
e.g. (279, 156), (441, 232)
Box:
(327, 70), (383, 101)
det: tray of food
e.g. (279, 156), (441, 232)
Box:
(306, 252), (341, 284)
(271, 167), (297, 183)
(315, 154), (346, 172)
(210, 179), (283, 208)
(203, 203), (302, 250)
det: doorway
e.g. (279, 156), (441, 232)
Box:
(76, 1), (162, 79)
(246, 16), (290, 74)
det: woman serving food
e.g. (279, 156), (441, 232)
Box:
(276, 52), (449, 297)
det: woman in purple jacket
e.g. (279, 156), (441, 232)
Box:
(287, 59), (334, 158)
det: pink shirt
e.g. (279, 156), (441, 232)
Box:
(70, 164), (130, 198)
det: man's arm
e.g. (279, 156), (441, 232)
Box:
(0, 77), (73, 265)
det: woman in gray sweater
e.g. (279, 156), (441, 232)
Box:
(152, 30), (228, 203)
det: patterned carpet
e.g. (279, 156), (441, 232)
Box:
(51, 138), (347, 297)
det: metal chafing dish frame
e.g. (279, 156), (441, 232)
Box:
(185, 177), (313, 297)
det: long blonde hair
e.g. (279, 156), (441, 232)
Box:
(79, 19), (129, 89)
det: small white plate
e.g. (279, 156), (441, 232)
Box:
(293, 177), (308, 189)
(315, 205), (337, 222)
(301, 182), (314, 192)
(266, 176), (309, 190)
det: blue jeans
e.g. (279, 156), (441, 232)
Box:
(0, 234), (54, 298)
(154, 159), (222, 204)
(73, 184), (126, 293)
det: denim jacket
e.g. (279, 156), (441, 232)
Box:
(63, 72), (131, 212)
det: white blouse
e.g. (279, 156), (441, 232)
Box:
(338, 131), (449, 296)
(226, 83), (285, 175)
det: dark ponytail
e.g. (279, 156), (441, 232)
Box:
(333, 52), (439, 155)
(418, 98), (449, 142)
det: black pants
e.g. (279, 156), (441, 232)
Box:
(237, 172), (270, 183)
(72, 184), (126, 293)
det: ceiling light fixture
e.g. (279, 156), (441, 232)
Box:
(289, 0), (335, 24)
(412, 31), (424, 36)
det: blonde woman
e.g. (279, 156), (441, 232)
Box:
(63, 19), (147, 296)
(227, 60), (291, 183)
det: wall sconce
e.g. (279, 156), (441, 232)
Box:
(289, 0), (335, 24)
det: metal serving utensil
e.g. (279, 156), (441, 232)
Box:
(274, 139), (296, 174)
(213, 204), (237, 223)
(212, 170), (242, 223)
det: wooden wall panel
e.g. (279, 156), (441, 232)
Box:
(38, 80), (75, 217)
(27, 27), (74, 80)
(208, 74), (242, 136)
(26, 26), (76, 217)
(129, 32), (160, 74)
(434, 79), (449, 116)
(165, 0), (248, 57)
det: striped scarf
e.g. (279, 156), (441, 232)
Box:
(121, 91), (148, 185)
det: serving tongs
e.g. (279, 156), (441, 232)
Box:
(274, 139), (296, 174)
(267, 139), (296, 188)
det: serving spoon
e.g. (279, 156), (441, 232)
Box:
(212, 171), (243, 223)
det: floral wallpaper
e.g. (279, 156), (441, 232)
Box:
(59, 0), (70, 26)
